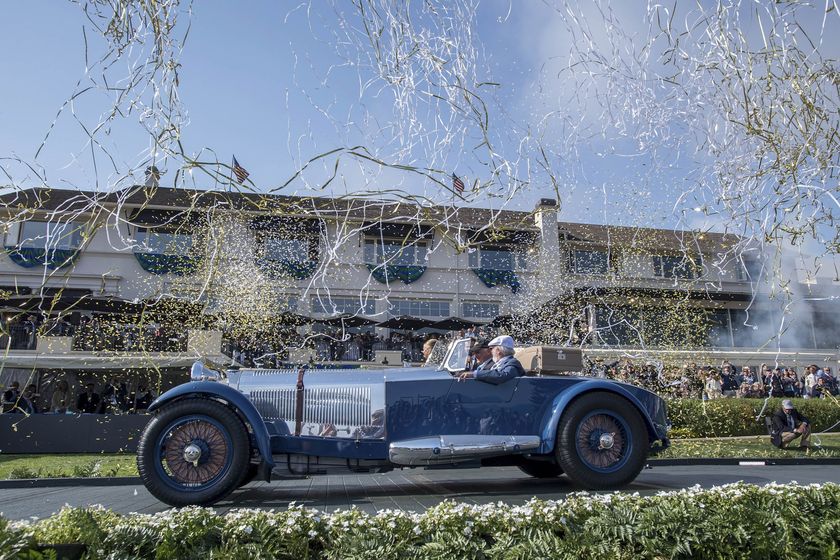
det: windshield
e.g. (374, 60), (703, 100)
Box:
(442, 338), (471, 373)
(424, 339), (448, 367)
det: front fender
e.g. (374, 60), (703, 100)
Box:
(148, 381), (275, 479)
(539, 380), (662, 454)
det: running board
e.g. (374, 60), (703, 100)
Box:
(389, 435), (542, 466)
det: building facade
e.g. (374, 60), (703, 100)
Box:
(0, 186), (837, 373)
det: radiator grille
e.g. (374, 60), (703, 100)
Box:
(250, 385), (373, 427)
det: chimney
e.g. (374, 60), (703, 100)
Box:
(533, 198), (563, 304)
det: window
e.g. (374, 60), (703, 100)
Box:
(265, 237), (309, 263)
(653, 255), (701, 279)
(706, 309), (731, 347)
(311, 296), (375, 316)
(279, 296), (298, 313)
(813, 310), (840, 349)
(468, 246), (527, 270)
(461, 302), (499, 318)
(364, 238), (427, 266)
(736, 258), (763, 281)
(572, 249), (609, 275)
(19, 220), (82, 250)
(389, 299), (450, 317)
(136, 228), (192, 254)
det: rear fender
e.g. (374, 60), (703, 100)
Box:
(148, 381), (275, 480)
(540, 381), (659, 454)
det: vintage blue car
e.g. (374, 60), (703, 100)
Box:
(136, 339), (670, 506)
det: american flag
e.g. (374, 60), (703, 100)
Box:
(452, 173), (464, 194)
(232, 156), (250, 184)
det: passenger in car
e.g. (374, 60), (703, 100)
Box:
(466, 339), (493, 372)
(459, 335), (526, 384)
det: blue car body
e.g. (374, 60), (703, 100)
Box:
(149, 350), (670, 483)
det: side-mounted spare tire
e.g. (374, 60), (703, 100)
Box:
(137, 398), (250, 507)
(555, 392), (648, 489)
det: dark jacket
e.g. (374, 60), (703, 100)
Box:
(76, 392), (101, 414)
(769, 408), (809, 447)
(474, 355), (526, 385)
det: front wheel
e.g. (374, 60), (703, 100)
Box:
(137, 399), (250, 506)
(555, 392), (647, 489)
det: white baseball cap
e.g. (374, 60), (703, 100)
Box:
(488, 335), (514, 349)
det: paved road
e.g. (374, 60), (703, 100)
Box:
(3, 464), (838, 521)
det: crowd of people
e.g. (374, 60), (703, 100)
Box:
(0, 313), (188, 352)
(223, 325), (497, 368)
(1, 379), (156, 415)
(591, 359), (840, 400)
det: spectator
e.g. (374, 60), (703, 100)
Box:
(720, 365), (738, 397)
(804, 367), (817, 399)
(2, 381), (22, 413)
(76, 382), (102, 414)
(422, 338), (438, 362)
(770, 399), (810, 449)
(21, 384), (38, 414)
(782, 369), (800, 397)
(100, 380), (128, 413)
(704, 370), (722, 400)
(768, 368), (785, 397)
(737, 366), (756, 386)
(811, 376), (830, 399)
(50, 379), (70, 413)
(23, 314), (38, 350)
(131, 384), (155, 411)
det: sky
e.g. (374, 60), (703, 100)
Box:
(1, 1), (838, 239)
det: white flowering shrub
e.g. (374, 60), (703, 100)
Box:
(3, 483), (839, 559)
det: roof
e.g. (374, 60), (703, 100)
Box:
(1, 186), (741, 252)
(558, 222), (740, 254)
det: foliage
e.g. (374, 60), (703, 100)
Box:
(3, 483), (840, 559)
(667, 398), (840, 438)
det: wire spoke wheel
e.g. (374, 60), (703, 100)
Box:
(575, 412), (628, 472)
(555, 393), (648, 489)
(137, 399), (250, 507)
(160, 418), (230, 486)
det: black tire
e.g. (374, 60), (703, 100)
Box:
(238, 463), (260, 488)
(555, 392), (647, 489)
(518, 460), (564, 478)
(137, 398), (250, 507)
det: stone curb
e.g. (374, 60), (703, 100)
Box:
(648, 458), (840, 466)
(0, 476), (142, 489)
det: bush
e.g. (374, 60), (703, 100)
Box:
(6, 483), (840, 559)
(666, 398), (840, 438)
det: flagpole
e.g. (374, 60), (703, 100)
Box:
(228, 156), (235, 193)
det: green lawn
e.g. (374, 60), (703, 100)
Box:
(2, 434), (838, 479)
(0, 453), (138, 480)
(656, 433), (840, 459)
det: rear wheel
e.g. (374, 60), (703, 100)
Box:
(137, 399), (250, 506)
(518, 460), (564, 478)
(555, 392), (647, 489)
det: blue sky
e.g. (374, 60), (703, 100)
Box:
(1, 1), (837, 235)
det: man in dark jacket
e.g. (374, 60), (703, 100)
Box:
(770, 399), (810, 449)
(459, 335), (526, 385)
(76, 383), (101, 414)
(466, 339), (493, 372)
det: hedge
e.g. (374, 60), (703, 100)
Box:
(666, 397), (840, 438)
(1, 483), (839, 559)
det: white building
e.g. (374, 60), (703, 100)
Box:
(0, 186), (837, 384)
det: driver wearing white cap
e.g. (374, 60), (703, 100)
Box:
(458, 335), (526, 384)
